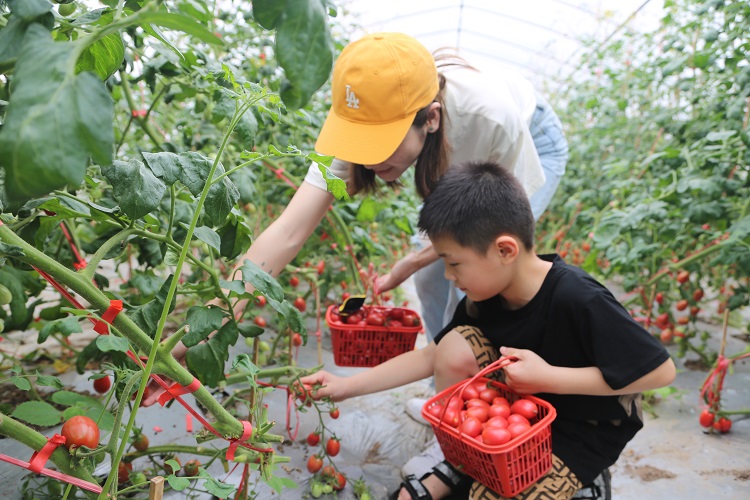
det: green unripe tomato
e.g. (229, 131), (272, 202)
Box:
(58, 3), (76, 16)
(130, 472), (148, 485)
(0, 318), (5, 333)
(0, 284), (12, 305)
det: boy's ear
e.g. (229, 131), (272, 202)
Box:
(494, 235), (519, 261)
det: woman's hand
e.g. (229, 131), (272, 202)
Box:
(499, 346), (555, 395)
(298, 370), (352, 403)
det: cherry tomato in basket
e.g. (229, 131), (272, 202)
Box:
(388, 308), (405, 321)
(442, 408), (461, 428)
(460, 416), (483, 438)
(489, 404), (511, 419)
(507, 414), (531, 427)
(427, 404), (444, 418)
(508, 422), (531, 439)
(510, 399), (538, 420)
(492, 396), (510, 407)
(465, 398), (490, 409)
(402, 312), (420, 327)
(389, 319), (403, 328)
(482, 426), (512, 445)
(461, 384), (480, 401)
(465, 406), (489, 423)
(485, 416), (508, 429)
(326, 438), (341, 457)
(479, 388), (502, 404)
(61, 416), (100, 450)
(346, 313), (363, 325)
(366, 313), (385, 326)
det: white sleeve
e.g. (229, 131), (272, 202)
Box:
(488, 114), (545, 199)
(303, 158), (352, 191)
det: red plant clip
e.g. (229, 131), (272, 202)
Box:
(93, 300), (123, 335)
(28, 434), (66, 473)
(226, 421), (254, 461)
(157, 377), (202, 407)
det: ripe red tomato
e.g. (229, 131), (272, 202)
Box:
(482, 426), (512, 445)
(465, 406), (489, 423)
(133, 433), (149, 452)
(461, 384), (480, 401)
(321, 465), (336, 478)
(492, 396), (510, 407)
(508, 422), (531, 439)
(117, 462), (133, 483)
(307, 455), (323, 474)
(507, 413), (531, 427)
(676, 299), (688, 311)
(427, 404), (444, 418)
(485, 416), (509, 428)
(332, 472), (346, 491)
(293, 297), (307, 312)
(366, 313), (385, 326)
(676, 270), (690, 284)
(401, 312), (420, 327)
(460, 416), (483, 438)
(329, 407), (340, 419)
(693, 289), (704, 301)
(677, 316), (690, 325)
(307, 432), (320, 446)
(316, 261), (326, 275)
(655, 312), (670, 329)
(292, 333), (303, 347)
(699, 409), (715, 428)
(479, 388), (502, 404)
(325, 438), (340, 457)
(488, 404), (511, 419)
(93, 375), (111, 394)
(388, 308), (405, 321)
(183, 459), (200, 476)
(254, 316), (267, 327)
(714, 417), (732, 434)
(289, 275), (300, 288)
(255, 295), (267, 307)
(345, 313), (363, 325)
(655, 292), (664, 304)
(510, 399), (538, 420)
(389, 319), (403, 328)
(465, 398), (490, 410)
(342, 292), (350, 301)
(659, 328), (673, 343)
(61, 416), (100, 450)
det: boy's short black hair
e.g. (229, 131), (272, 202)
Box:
(418, 161), (535, 253)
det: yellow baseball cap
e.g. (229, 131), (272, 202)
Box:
(315, 32), (439, 165)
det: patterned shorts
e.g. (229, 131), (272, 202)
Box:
(453, 325), (584, 500)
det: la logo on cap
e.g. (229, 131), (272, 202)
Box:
(345, 84), (359, 109)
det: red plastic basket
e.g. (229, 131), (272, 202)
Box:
(422, 358), (556, 497)
(325, 305), (423, 367)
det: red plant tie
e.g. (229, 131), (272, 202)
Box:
(226, 421), (254, 461)
(28, 434), (66, 473)
(0, 449), (103, 494)
(157, 377), (202, 406)
(93, 299), (123, 334)
(285, 388), (301, 441)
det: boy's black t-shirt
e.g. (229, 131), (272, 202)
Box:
(434, 254), (670, 485)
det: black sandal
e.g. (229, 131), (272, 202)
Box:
(391, 461), (472, 500)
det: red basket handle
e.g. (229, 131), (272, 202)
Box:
(436, 356), (517, 427)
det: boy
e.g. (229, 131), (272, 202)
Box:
(300, 161), (676, 499)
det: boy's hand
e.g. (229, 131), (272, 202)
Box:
(499, 346), (554, 394)
(298, 370), (351, 403)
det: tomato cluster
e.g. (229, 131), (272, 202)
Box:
(426, 381), (541, 446)
(327, 305), (420, 329)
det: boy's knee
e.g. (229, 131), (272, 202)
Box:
(434, 329), (480, 376)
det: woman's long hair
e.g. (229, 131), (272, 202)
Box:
(349, 48), (476, 199)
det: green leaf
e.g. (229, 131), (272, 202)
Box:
(0, 24), (114, 203)
(165, 459), (182, 474)
(253, 0), (287, 29)
(130, 275), (176, 338)
(0, 16), (31, 68)
(192, 225), (222, 252)
(51, 390), (100, 408)
(96, 335), (130, 353)
(240, 260), (284, 302)
(139, 12), (223, 46)
(275, 0), (333, 109)
(76, 32), (125, 81)
(0, 241), (25, 258)
(219, 279), (248, 296)
(199, 469), (236, 498)
(237, 323), (264, 339)
(265, 474), (298, 494)
(185, 321), (237, 387)
(217, 216), (253, 260)
(167, 475), (191, 491)
(12, 401), (62, 426)
(38, 316), (82, 343)
(357, 198), (387, 222)
(12, 376), (32, 391)
(62, 405), (114, 431)
(317, 164), (349, 201)
(101, 159), (167, 219)
(182, 306), (225, 347)
(38, 197), (91, 219)
(36, 374), (64, 389)
(8, 0), (52, 19)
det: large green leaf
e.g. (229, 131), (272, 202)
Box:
(0, 24), (114, 203)
(139, 11), (223, 46)
(253, 0), (287, 29)
(38, 316), (82, 343)
(182, 305), (226, 347)
(102, 159), (167, 219)
(275, 0), (333, 109)
(12, 401), (62, 427)
(8, 0), (52, 19)
(76, 32), (125, 80)
(240, 260), (284, 302)
(130, 275), (176, 337)
(186, 321), (238, 387)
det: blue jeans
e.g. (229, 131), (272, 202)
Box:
(415, 97), (568, 341)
